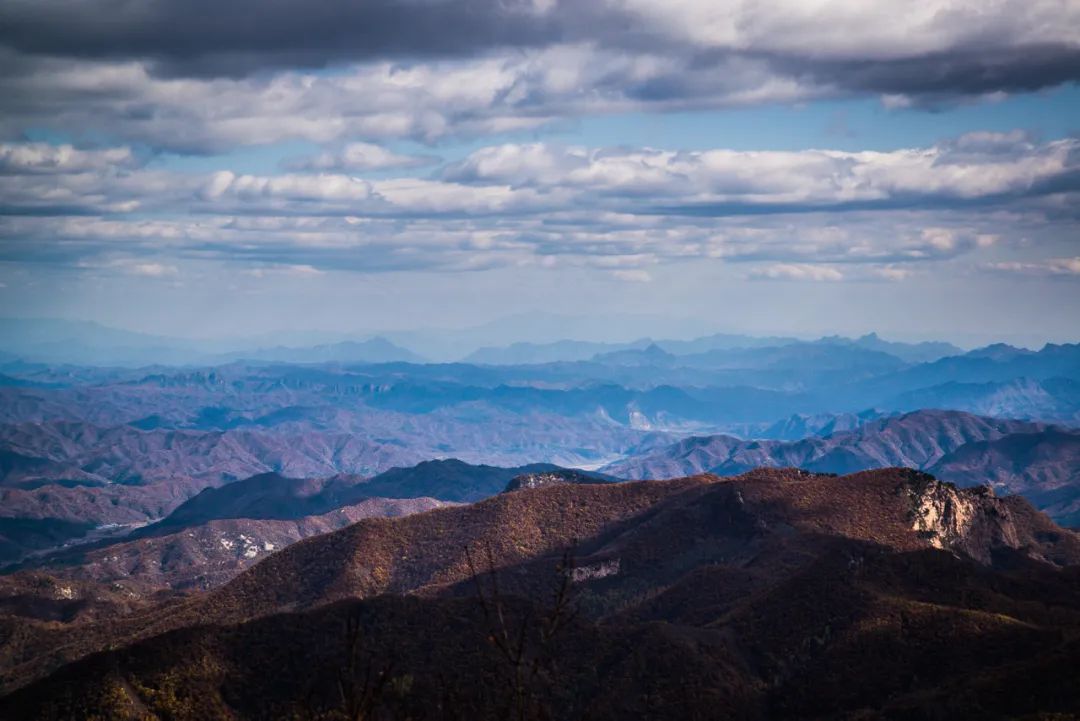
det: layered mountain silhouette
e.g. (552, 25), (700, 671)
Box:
(8, 460), (610, 590)
(2, 468), (1079, 719)
(604, 410), (1080, 524)
(3, 408), (1078, 566)
(2, 329), (1079, 717)
(24, 497), (451, 592)
(147, 459), (611, 533)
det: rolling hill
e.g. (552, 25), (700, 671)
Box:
(2, 468), (1079, 719)
(602, 410), (1080, 523)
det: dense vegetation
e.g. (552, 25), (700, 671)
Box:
(2, 469), (1080, 719)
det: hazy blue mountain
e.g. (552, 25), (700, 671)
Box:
(817, 332), (963, 363)
(220, 338), (425, 364)
(963, 343), (1038, 361)
(591, 343), (678, 367)
(886, 377), (1080, 425)
(0, 318), (197, 366)
(460, 331), (947, 365)
(835, 343), (1080, 412)
(464, 339), (649, 365)
(0, 318), (169, 352)
(602, 409), (1080, 523)
(753, 409), (889, 440)
(587, 341), (910, 389)
(654, 332), (801, 354)
(0, 318), (423, 367)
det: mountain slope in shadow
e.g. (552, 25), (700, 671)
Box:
(3, 467), (1079, 720)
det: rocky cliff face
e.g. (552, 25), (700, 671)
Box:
(5, 468), (1080, 721)
(904, 473), (1058, 565)
(502, 469), (609, 493)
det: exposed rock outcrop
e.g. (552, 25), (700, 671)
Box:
(903, 471), (1074, 565)
(503, 469), (610, 493)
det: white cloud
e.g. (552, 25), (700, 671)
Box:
(76, 258), (180, 277)
(445, 135), (1078, 208)
(244, 264), (325, 278)
(201, 171), (374, 202)
(0, 133), (1071, 283)
(615, 0), (1080, 58)
(983, 257), (1080, 277)
(128, 261), (178, 277)
(748, 264), (845, 281)
(287, 142), (437, 172)
(0, 143), (139, 174)
(872, 267), (914, 281)
(0, 49), (821, 153)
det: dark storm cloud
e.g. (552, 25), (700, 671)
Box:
(0, 0), (575, 75)
(0, 0), (1076, 103)
(790, 45), (1080, 101)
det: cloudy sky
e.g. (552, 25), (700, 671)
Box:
(1, 0), (1078, 345)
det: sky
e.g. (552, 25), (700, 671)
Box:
(0, 0), (1078, 347)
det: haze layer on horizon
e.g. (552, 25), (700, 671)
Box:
(1, 0), (1078, 345)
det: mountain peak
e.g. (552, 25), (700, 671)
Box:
(502, 468), (609, 493)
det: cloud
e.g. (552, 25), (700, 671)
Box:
(193, 171), (554, 216)
(244, 264), (325, 278)
(127, 261), (178, 277)
(983, 257), (1080, 277)
(285, 142), (438, 172)
(748, 263), (845, 281)
(0, 133), (1072, 283)
(0, 142), (194, 214)
(871, 267), (914, 281)
(201, 171), (374, 203)
(0, 46), (829, 154)
(2, 2), (1078, 153)
(0, 0), (568, 74)
(1, 0), (1075, 108)
(444, 135), (1080, 213)
(76, 257), (180, 277)
(0, 142), (140, 175)
(4, 133), (1073, 227)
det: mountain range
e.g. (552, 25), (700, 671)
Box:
(2, 326), (1079, 717)
(0, 318), (426, 366)
(603, 410), (1080, 526)
(5, 460), (611, 589)
(2, 399), (1079, 567)
(2, 468), (1078, 719)
(0, 318), (980, 368)
(5, 409), (1078, 599)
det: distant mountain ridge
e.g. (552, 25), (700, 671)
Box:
(146, 458), (608, 534)
(464, 338), (651, 365)
(817, 332), (962, 363)
(23, 497), (452, 592)
(465, 331), (961, 366)
(603, 409), (1080, 524)
(602, 410), (1049, 479)
(1, 316), (969, 368)
(5, 459), (612, 579)
(0, 318), (424, 366)
(217, 337), (426, 364)
(928, 429), (1080, 526)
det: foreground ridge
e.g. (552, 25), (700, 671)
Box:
(2, 467), (1079, 720)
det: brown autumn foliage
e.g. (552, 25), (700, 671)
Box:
(2, 468), (1080, 719)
